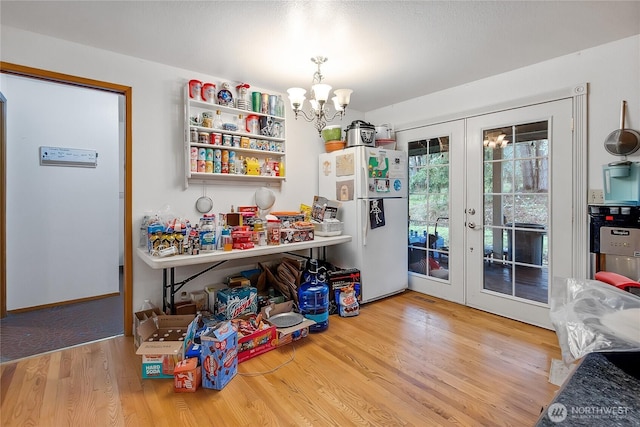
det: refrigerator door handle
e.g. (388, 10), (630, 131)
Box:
(360, 148), (368, 198)
(362, 199), (369, 246)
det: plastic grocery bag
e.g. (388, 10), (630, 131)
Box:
(549, 277), (640, 363)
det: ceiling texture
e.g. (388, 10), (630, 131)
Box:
(2, 1), (639, 112)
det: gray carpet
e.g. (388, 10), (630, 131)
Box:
(0, 273), (124, 363)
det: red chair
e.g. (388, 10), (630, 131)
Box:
(595, 271), (640, 293)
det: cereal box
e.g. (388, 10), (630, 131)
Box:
(200, 321), (238, 390)
(173, 357), (201, 393)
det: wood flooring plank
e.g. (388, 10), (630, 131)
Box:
(0, 291), (562, 427)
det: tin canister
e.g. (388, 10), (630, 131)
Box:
(211, 133), (222, 145)
(190, 159), (197, 172)
(228, 151), (236, 174)
(221, 150), (229, 173)
(205, 148), (214, 161)
(198, 148), (206, 161)
(214, 161), (221, 173)
(261, 93), (269, 114)
(249, 139), (257, 149)
(190, 128), (198, 143)
(205, 160), (213, 173)
(268, 95), (278, 116)
(197, 160), (206, 172)
(232, 135), (241, 147)
(198, 132), (209, 144)
(240, 136), (250, 148)
(222, 134), (232, 146)
(251, 92), (261, 112)
(190, 147), (198, 160)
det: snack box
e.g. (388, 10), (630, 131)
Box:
(280, 223), (314, 244)
(135, 314), (195, 379)
(328, 268), (362, 315)
(215, 286), (258, 320)
(273, 317), (316, 348)
(231, 315), (277, 363)
(271, 212), (305, 228)
(173, 357), (201, 393)
(200, 321), (238, 390)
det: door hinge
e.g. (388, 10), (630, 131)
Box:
(570, 117), (574, 132)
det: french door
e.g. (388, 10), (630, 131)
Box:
(402, 120), (465, 303)
(402, 97), (575, 328)
(465, 99), (574, 328)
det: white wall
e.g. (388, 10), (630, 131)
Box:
(0, 26), (363, 311)
(2, 74), (120, 309)
(365, 35), (640, 190)
(4, 26), (637, 312)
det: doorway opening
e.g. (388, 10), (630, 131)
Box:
(0, 62), (133, 360)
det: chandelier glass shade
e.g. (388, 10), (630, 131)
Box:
(287, 56), (353, 136)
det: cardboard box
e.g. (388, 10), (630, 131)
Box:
(200, 321), (238, 390)
(204, 285), (221, 314)
(135, 314), (195, 379)
(273, 318), (315, 348)
(215, 286), (258, 320)
(328, 268), (362, 315)
(280, 226), (314, 244)
(311, 196), (340, 222)
(190, 290), (208, 311)
(173, 357), (201, 393)
(134, 307), (165, 347)
(232, 315), (277, 363)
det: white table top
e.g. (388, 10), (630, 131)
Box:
(136, 235), (352, 269)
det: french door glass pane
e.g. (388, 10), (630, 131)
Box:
(482, 121), (549, 304)
(408, 137), (450, 278)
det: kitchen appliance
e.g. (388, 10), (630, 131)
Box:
(345, 120), (376, 147)
(374, 123), (393, 140)
(603, 162), (640, 205)
(588, 205), (640, 281)
(319, 146), (408, 302)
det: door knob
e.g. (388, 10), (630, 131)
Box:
(468, 221), (476, 229)
(468, 208), (476, 215)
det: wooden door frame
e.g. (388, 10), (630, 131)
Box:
(0, 62), (133, 336)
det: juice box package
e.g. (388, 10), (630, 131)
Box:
(200, 321), (238, 390)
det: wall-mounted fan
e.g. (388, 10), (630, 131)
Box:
(254, 187), (275, 217)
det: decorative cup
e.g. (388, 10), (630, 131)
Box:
(251, 92), (261, 112)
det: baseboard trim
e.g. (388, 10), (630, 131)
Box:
(8, 292), (120, 314)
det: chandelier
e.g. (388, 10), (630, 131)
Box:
(287, 56), (353, 136)
(483, 131), (509, 149)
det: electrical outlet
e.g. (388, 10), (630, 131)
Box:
(589, 189), (604, 204)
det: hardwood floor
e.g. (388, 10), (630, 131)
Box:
(0, 291), (561, 426)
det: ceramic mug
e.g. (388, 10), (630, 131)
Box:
(188, 79), (203, 100)
(201, 83), (216, 103)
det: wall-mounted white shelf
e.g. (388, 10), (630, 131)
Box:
(184, 84), (286, 189)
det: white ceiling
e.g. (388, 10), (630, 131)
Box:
(2, 1), (639, 112)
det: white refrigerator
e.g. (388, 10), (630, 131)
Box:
(318, 146), (408, 303)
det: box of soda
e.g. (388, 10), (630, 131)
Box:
(215, 286), (258, 320)
(200, 321), (238, 390)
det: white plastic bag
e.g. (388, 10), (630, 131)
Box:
(549, 277), (640, 363)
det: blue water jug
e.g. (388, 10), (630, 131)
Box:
(298, 259), (329, 332)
